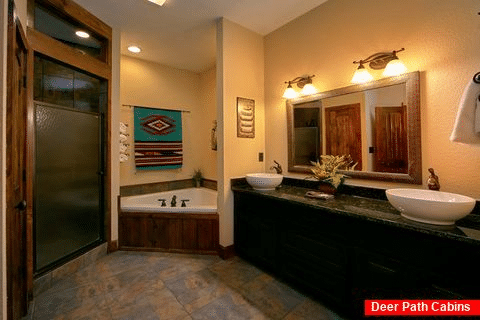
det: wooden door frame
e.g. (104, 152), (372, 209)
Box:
(25, 0), (113, 276)
(6, 0), (31, 317)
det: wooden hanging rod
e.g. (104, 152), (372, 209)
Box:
(122, 104), (191, 113)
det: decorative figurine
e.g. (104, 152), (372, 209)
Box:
(427, 168), (440, 191)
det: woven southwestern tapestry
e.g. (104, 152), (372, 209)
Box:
(134, 106), (183, 170)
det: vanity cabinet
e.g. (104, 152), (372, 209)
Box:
(234, 192), (352, 310)
(233, 194), (280, 271)
(233, 190), (480, 318)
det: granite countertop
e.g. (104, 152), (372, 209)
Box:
(231, 180), (480, 246)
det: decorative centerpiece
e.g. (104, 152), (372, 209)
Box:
(192, 169), (203, 188)
(309, 155), (357, 194)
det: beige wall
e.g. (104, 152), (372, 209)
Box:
(120, 55), (217, 185)
(265, 0), (480, 198)
(217, 18), (265, 246)
(110, 28), (121, 242)
(199, 67), (218, 180)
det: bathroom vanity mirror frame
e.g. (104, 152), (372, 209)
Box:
(286, 71), (421, 184)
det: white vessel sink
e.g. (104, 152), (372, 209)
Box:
(386, 188), (476, 225)
(246, 173), (283, 191)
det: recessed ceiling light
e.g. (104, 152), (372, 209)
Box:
(128, 46), (141, 53)
(148, 0), (166, 6)
(75, 31), (90, 38)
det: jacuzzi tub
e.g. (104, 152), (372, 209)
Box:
(120, 187), (217, 213)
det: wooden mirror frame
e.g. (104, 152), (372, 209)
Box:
(287, 71), (421, 184)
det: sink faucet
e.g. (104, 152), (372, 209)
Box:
(427, 168), (440, 191)
(171, 195), (177, 207)
(270, 160), (282, 174)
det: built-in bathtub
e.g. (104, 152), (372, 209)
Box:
(121, 187), (217, 213)
(119, 188), (219, 254)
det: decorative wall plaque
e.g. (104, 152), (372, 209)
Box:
(236, 97), (255, 138)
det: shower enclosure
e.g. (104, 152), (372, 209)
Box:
(34, 55), (106, 272)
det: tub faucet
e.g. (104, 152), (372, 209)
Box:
(270, 160), (282, 174)
(171, 195), (177, 207)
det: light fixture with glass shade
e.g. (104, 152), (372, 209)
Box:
(352, 48), (406, 84)
(351, 63), (374, 84)
(282, 75), (316, 99)
(383, 54), (408, 77)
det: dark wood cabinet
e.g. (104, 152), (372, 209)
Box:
(233, 190), (480, 318)
(234, 193), (279, 270)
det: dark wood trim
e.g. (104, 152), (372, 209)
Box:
(120, 179), (218, 197)
(34, 0), (112, 40)
(120, 179), (195, 197)
(119, 247), (219, 256)
(120, 211), (218, 220)
(201, 179), (217, 190)
(6, 5), (30, 317)
(218, 245), (236, 260)
(107, 240), (118, 253)
(27, 28), (111, 80)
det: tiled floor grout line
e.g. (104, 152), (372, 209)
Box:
(24, 252), (344, 320)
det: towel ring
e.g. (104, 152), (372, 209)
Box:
(474, 72), (480, 84)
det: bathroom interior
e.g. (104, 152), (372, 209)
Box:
(2, 0), (480, 319)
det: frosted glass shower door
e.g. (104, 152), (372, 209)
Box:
(35, 103), (103, 271)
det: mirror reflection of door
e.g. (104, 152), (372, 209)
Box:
(374, 104), (407, 173)
(325, 103), (362, 170)
(293, 101), (321, 166)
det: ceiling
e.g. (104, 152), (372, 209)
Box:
(74, 0), (329, 73)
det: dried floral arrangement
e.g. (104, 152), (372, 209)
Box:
(310, 155), (357, 189)
(192, 169), (203, 187)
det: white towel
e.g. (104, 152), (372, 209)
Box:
(119, 122), (128, 134)
(450, 78), (480, 144)
(120, 154), (129, 162)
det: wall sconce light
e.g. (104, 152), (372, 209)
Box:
(282, 75), (316, 99)
(351, 48), (407, 84)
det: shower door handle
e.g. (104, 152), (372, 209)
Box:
(15, 200), (27, 211)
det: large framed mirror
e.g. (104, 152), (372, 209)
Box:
(287, 71), (421, 184)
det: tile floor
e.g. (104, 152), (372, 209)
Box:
(23, 251), (345, 320)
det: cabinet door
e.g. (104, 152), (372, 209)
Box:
(234, 193), (279, 270)
(235, 214), (277, 269)
(282, 247), (348, 306)
(354, 249), (428, 295)
(351, 249), (429, 317)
